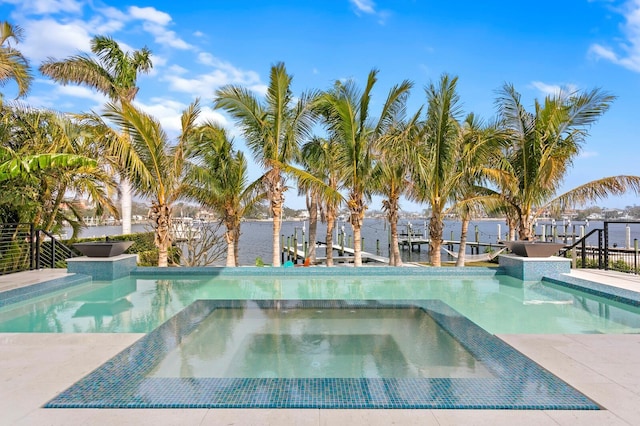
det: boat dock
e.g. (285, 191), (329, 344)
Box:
(284, 243), (390, 264)
(398, 237), (502, 254)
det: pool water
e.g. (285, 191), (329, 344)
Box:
(149, 306), (493, 379)
(2, 273), (639, 334)
(45, 299), (599, 409)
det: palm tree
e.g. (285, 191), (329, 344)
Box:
(297, 180), (320, 264)
(101, 100), (200, 267)
(40, 35), (152, 235)
(214, 62), (317, 266)
(495, 83), (640, 239)
(372, 108), (421, 266)
(450, 114), (505, 266)
(318, 70), (412, 266)
(299, 137), (344, 265)
(185, 122), (265, 266)
(0, 21), (32, 98)
(412, 74), (464, 266)
(0, 104), (115, 235)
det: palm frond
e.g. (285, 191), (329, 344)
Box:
(547, 175), (640, 210)
(40, 56), (115, 99)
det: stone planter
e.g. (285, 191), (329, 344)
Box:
(72, 241), (134, 257)
(500, 241), (565, 257)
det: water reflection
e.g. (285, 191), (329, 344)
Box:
(2, 274), (640, 334)
(150, 306), (492, 379)
(46, 299), (598, 409)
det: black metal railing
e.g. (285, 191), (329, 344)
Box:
(0, 223), (34, 275)
(559, 228), (603, 270)
(558, 224), (640, 274)
(0, 223), (77, 275)
(34, 229), (76, 270)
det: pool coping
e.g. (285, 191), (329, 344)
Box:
(0, 272), (92, 308)
(44, 299), (599, 410)
(544, 273), (640, 307)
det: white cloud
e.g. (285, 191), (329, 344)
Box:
(124, 6), (192, 50)
(579, 151), (600, 159)
(56, 84), (109, 104)
(198, 106), (230, 128)
(135, 98), (187, 133)
(248, 84), (269, 96)
(588, 0), (640, 72)
(161, 52), (264, 97)
(168, 64), (189, 75)
(2, 0), (84, 15)
(350, 0), (376, 14)
(24, 79), (106, 110)
(132, 99), (230, 135)
(88, 16), (124, 34)
(98, 6), (129, 22)
(21, 18), (91, 62)
(530, 81), (579, 98)
(348, 0), (390, 24)
(128, 6), (172, 26)
(142, 22), (192, 50)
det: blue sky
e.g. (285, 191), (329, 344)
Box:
(2, 0), (640, 212)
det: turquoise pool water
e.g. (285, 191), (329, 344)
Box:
(45, 300), (599, 409)
(2, 273), (639, 334)
(149, 306), (493, 379)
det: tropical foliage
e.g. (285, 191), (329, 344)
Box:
(494, 83), (640, 240)
(0, 104), (115, 235)
(40, 35), (153, 235)
(299, 137), (344, 265)
(2, 23), (639, 268)
(98, 100), (200, 267)
(185, 122), (264, 266)
(317, 70), (412, 266)
(214, 62), (317, 266)
(0, 21), (32, 98)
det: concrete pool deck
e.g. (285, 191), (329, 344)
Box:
(0, 268), (639, 425)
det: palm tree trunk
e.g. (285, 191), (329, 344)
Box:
(268, 171), (284, 267)
(158, 241), (169, 267)
(121, 177), (132, 235)
(307, 192), (318, 263)
(386, 196), (402, 266)
(519, 212), (535, 241)
(349, 192), (365, 267)
(456, 217), (470, 267)
(224, 227), (235, 267)
(271, 196), (283, 267)
(353, 222), (362, 266)
(325, 208), (335, 267)
(429, 208), (443, 266)
(387, 194), (402, 266)
(153, 203), (171, 267)
(389, 218), (402, 266)
(506, 212), (518, 241)
(234, 227), (240, 267)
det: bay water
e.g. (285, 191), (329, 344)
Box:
(67, 218), (640, 266)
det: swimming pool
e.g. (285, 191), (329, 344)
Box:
(2, 269), (640, 334)
(4, 267), (636, 410)
(44, 299), (599, 409)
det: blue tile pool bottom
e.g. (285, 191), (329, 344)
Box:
(44, 299), (599, 410)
